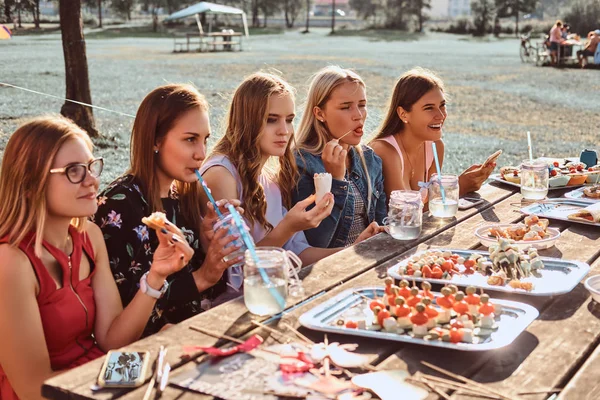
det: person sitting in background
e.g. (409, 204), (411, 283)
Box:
(577, 30), (600, 67)
(0, 116), (193, 400)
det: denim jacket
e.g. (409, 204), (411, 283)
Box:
(292, 145), (387, 248)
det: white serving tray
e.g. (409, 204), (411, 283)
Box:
(488, 174), (583, 191)
(299, 287), (539, 351)
(520, 200), (600, 227)
(564, 186), (600, 204)
(386, 249), (590, 296)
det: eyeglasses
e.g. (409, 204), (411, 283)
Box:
(50, 158), (104, 184)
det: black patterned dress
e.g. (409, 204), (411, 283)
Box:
(92, 175), (226, 337)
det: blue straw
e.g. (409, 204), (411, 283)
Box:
(225, 204), (286, 311)
(431, 142), (446, 204)
(195, 170), (223, 218)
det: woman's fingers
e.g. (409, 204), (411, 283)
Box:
(169, 235), (194, 263)
(162, 220), (185, 239)
(296, 194), (317, 210)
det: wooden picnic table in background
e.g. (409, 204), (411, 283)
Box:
(173, 32), (243, 53)
(42, 182), (600, 400)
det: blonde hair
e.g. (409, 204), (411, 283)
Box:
(373, 67), (445, 140)
(211, 72), (298, 231)
(129, 84), (208, 232)
(0, 115), (93, 257)
(295, 65), (373, 211)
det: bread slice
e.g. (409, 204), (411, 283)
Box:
(141, 212), (167, 230)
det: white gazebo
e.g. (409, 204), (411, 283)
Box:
(164, 1), (249, 37)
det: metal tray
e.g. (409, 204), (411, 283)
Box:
(520, 201), (600, 227)
(299, 287), (539, 351)
(564, 186), (600, 204)
(386, 249), (590, 296)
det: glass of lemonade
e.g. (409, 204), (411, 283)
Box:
(243, 247), (291, 316)
(520, 160), (548, 200)
(384, 190), (423, 240)
(213, 213), (253, 268)
(428, 174), (460, 218)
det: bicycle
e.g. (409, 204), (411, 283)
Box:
(520, 33), (537, 63)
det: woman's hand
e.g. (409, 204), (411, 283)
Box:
(353, 221), (385, 245)
(194, 227), (243, 290)
(282, 193), (334, 234)
(322, 139), (347, 180)
(199, 199), (244, 250)
(148, 224), (195, 281)
(459, 163), (496, 195)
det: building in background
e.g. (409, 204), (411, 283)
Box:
(429, 0), (450, 19)
(40, 0), (58, 16)
(448, 0), (471, 18)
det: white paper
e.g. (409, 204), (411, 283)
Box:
(313, 173), (332, 203)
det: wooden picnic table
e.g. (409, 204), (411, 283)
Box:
(42, 182), (600, 400)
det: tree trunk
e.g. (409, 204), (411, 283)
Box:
(98, 0), (102, 28)
(4, 3), (11, 25)
(59, 0), (98, 138)
(331, 0), (335, 34)
(35, 0), (40, 28)
(514, 8), (519, 36)
(251, 0), (259, 27)
(304, 0), (310, 33)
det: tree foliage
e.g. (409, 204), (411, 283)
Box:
(471, 0), (495, 36)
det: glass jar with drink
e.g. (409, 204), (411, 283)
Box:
(243, 247), (302, 316)
(520, 160), (548, 200)
(384, 190), (423, 240)
(428, 174), (459, 218)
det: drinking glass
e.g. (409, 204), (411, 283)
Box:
(520, 160), (549, 200)
(384, 190), (423, 240)
(243, 247), (302, 316)
(428, 174), (460, 218)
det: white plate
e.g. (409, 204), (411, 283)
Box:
(299, 287), (539, 351)
(474, 224), (560, 250)
(489, 174), (585, 191)
(520, 200), (600, 227)
(386, 249), (590, 296)
(564, 186), (600, 204)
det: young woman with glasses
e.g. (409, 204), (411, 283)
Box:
(0, 115), (193, 400)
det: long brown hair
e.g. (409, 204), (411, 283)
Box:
(373, 67), (445, 141)
(210, 72), (297, 232)
(295, 66), (374, 211)
(129, 84), (208, 231)
(0, 115), (93, 257)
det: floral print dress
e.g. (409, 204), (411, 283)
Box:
(93, 175), (226, 337)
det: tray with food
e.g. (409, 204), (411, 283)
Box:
(298, 283), (538, 351)
(386, 240), (589, 296)
(490, 160), (600, 189)
(474, 216), (560, 250)
(521, 201), (600, 227)
(564, 185), (600, 204)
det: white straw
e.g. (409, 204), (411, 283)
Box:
(527, 131), (533, 163)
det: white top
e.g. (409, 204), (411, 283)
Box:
(200, 155), (311, 256)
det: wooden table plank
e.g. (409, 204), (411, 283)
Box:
(537, 257), (600, 400)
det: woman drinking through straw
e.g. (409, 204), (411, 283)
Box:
(94, 84), (241, 336)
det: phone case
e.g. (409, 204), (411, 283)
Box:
(97, 351), (150, 388)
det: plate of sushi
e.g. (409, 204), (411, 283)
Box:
(474, 215), (560, 250)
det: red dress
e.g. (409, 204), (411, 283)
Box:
(0, 226), (105, 399)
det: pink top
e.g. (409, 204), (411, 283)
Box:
(550, 26), (562, 43)
(376, 135), (434, 201)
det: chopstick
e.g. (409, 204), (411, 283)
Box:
(517, 388), (562, 395)
(332, 129), (354, 143)
(421, 361), (518, 400)
(142, 346), (168, 400)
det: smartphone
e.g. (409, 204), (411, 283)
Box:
(482, 150), (503, 167)
(458, 197), (485, 210)
(97, 351), (150, 388)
